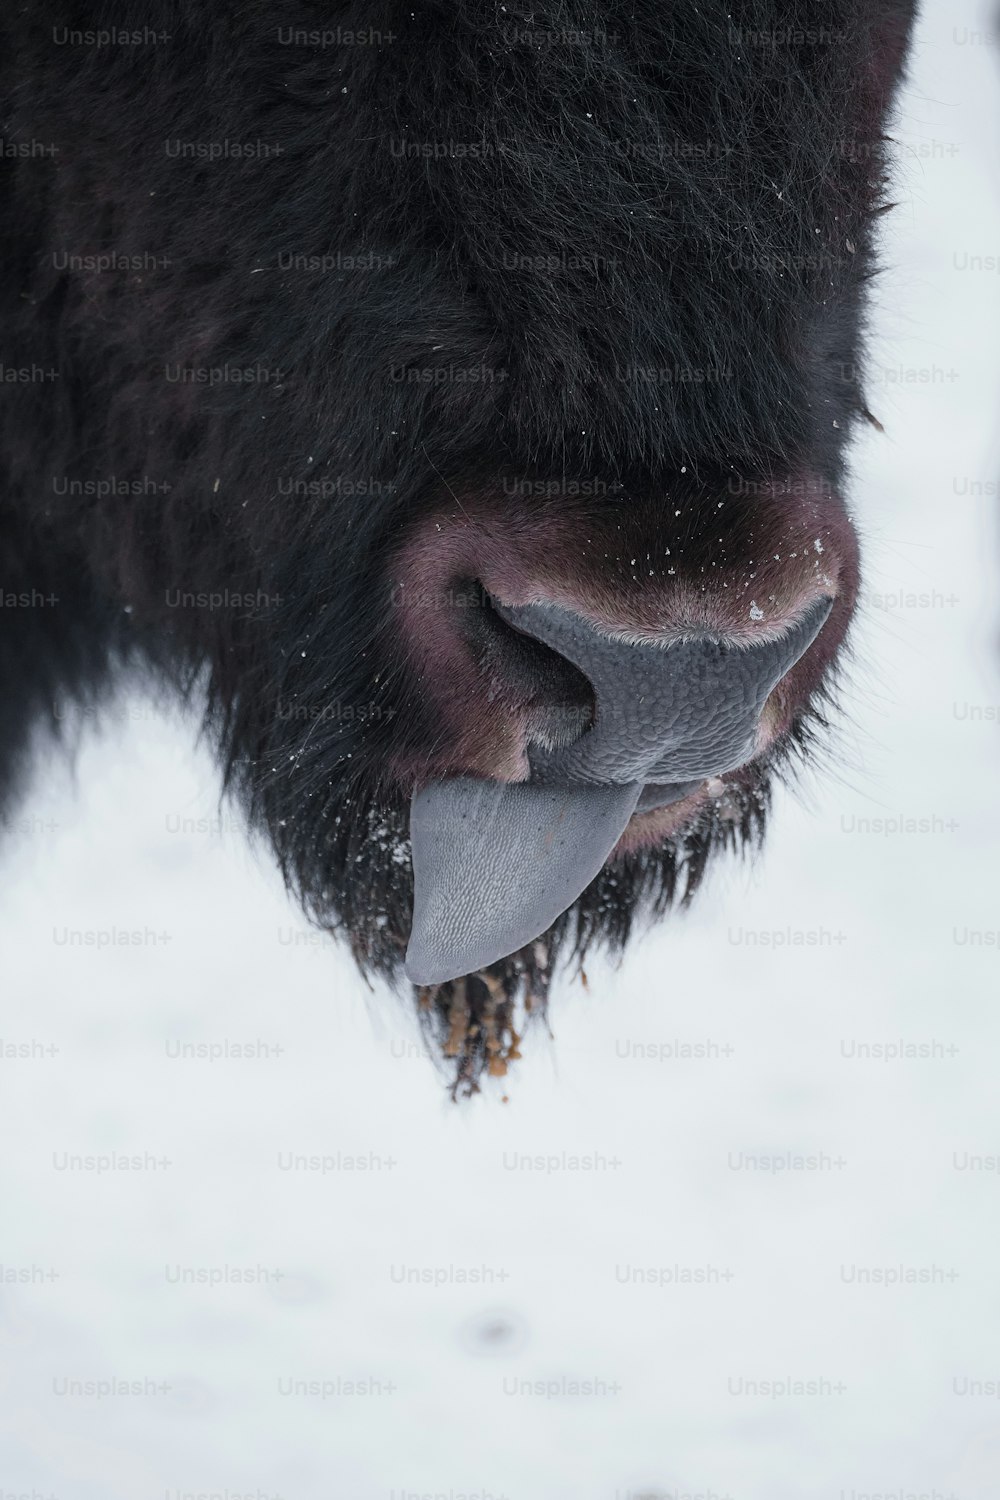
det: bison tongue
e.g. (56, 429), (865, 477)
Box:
(404, 777), (643, 987)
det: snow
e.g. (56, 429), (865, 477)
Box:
(2, 2), (1000, 1495)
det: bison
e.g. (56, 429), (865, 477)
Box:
(0, 2), (915, 1091)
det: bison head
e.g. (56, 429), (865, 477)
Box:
(4, 1), (916, 1091)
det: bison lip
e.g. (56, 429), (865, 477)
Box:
(404, 596), (833, 987)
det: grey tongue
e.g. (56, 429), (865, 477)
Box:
(405, 778), (644, 987)
(404, 597), (832, 986)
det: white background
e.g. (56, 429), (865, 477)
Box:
(2, 2), (999, 1496)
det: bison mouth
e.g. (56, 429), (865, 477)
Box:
(248, 619), (843, 1098)
(309, 682), (839, 1100)
(404, 592), (832, 987)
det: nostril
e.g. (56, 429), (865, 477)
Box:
(459, 580), (595, 751)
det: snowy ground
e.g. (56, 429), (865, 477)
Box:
(2, 3), (1000, 1497)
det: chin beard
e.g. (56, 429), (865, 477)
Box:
(244, 689), (835, 1099)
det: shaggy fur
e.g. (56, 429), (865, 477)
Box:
(0, 2), (914, 1093)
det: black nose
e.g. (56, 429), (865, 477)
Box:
(495, 594), (833, 804)
(405, 596), (832, 986)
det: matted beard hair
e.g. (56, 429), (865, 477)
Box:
(241, 680), (839, 1099)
